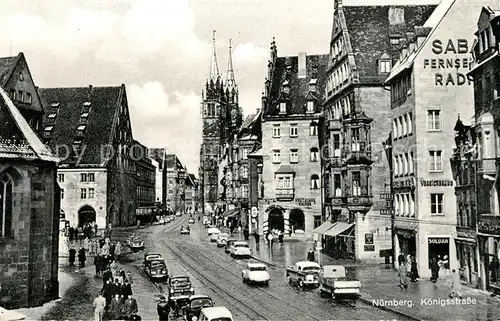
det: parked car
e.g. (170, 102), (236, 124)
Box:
(143, 253), (162, 267)
(145, 258), (168, 282)
(129, 237), (144, 252)
(158, 217), (166, 225)
(198, 306), (233, 321)
(207, 227), (219, 236)
(209, 229), (220, 242)
(181, 294), (214, 321)
(188, 217), (195, 224)
(216, 233), (230, 247)
(168, 275), (195, 304)
(181, 225), (191, 235)
(242, 262), (270, 286)
(319, 265), (360, 299)
(229, 241), (251, 258)
(286, 261), (322, 288)
(224, 239), (238, 253)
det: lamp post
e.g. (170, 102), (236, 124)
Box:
(382, 133), (396, 268)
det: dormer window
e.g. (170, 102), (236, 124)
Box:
(81, 112), (89, 119)
(282, 80), (290, 95)
(83, 101), (91, 107)
(77, 125), (86, 131)
(309, 79), (317, 92)
(279, 102), (287, 114)
(379, 59), (392, 74)
(307, 100), (314, 113)
(44, 126), (53, 135)
(47, 113), (57, 119)
(51, 103), (60, 108)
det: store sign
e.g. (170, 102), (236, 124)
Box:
(420, 180), (454, 187)
(262, 197), (316, 207)
(428, 238), (449, 244)
(424, 39), (474, 86)
(364, 245), (375, 252)
(457, 228), (476, 240)
(394, 178), (416, 189)
(365, 233), (374, 245)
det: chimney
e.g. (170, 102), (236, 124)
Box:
(298, 52), (307, 79)
(388, 7), (405, 25)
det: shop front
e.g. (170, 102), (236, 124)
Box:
(455, 227), (478, 287)
(395, 227), (417, 262)
(427, 237), (451, 271)
(478, 214), (500, 293)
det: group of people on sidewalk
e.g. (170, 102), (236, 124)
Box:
(67, 221), (99, 241)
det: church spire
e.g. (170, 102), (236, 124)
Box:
(226, 39), (237, 92)
(209, 30), (220, 81)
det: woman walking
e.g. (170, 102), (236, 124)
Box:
(410, 256), (419, 282)
(398, 261), (409, 290)
(430, 257), (440, 283)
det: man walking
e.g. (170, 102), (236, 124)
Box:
(93, 291), (106, 321)
(157, 295), (170, 321)
(123, 294), (139, 320)
(449, 269), (463, 298)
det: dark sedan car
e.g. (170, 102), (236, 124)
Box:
(224, 239), (238, 253)
(182, 294), (214, 321)
(180, 225), (190, 234)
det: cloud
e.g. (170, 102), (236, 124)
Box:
(234, 42), (267, 63)
(128, 82), (202, 172)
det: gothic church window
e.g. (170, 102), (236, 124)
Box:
(0, 173), (13, 237)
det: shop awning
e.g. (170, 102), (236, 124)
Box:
(222, 209), (240, 218)
(312, 221), (336, 235)
(323, 222), (354, 237)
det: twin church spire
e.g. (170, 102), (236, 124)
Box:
(207, 30), (238, 95)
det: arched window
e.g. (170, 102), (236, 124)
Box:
(310, 174), (320, 189)
(0, 173), (14, 237)
(310, 148), (319, 162)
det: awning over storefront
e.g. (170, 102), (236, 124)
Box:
(312, 221), (336, 235)
(455, 237), (477, 244)
(323, 222), (354, 237)
(222, 209), (240, 218)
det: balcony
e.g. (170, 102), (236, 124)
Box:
(346, 188), (373, 213)
(343, 143), (372, 165)
(328, 119), (342, 131)
(477, 158), (497, 175)
(328, 157), (343, 168)
(275, 188), (295, 201)
(478, 214), (500, 235)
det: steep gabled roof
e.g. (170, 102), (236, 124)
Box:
(265, 54), (328, 117)
(341, 4), (436, 84)
(0, 86), (58, 162)
(38, 85), (123, 165)
(0, 55), (19, 87)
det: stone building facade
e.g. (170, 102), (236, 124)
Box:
(39, 85), (137, 228)
(0, 86), (60, 309)
(319, 1), (436, 262)
(148, 148), (166, 208)
(133, 140), (156, 222)
(165, 154), (188, 212)
(259, 40), (328, 238)
(386, 0), (499, 277)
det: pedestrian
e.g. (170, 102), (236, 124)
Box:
(410, 256), (419, 282)
(126, 271), (133, 285)
(157, 295), (170, 321)
(123, 294), (138, 320)
(307, 249), (315, 262)
(103, 268), (113, 284)
(406, 253), (412, 275)
(449, 269), (463, 299)
(122, 280), (133, 297)
(137, 219), (141, 229)
(254, 230), (260, 245)
(69, 227), (74, 241)
(94, 255), (101, 277)
(78, 247), (86, 267)
(102, 279), (113, 308)
(94, 223), (98, 237)
(430, 257), (440, 283)
(398, 261), (409, 290)
(115, 241), (122, 259)
(93, 291), (106, 321)
(278, 230), (284, 243)
(110, 260), (119, 277)
(109, 293), (124, 320)
(398, 252), (405, 266)
(243, 228), (249, 241)
(69, 248), (76, 267)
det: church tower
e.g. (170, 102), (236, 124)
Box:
(225, 39), (243, 135)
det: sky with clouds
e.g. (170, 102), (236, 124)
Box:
(0, 0), (439, 173)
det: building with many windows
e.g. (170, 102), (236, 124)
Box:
(165, 154), (188, 213)
(148, 148), (166, 208)
(319, 1), (436, 262)
(385, 0), (499, 277)
(0, 84), (60, 308)
(259, 38), (328, 238)
(39, 85), (137, 229)
(133, 140), (156, 222)
(185, 173), (198, 214)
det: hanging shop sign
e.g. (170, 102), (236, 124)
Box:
(420, 180), (454, 187)
(365, 233), (374, 245)
(262, 197), (316, 207)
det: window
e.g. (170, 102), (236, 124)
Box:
(242, 166), (248, 179)
(88, 173), (95, 182)
(18, 91), (24, 102)
(310, 122), (318, 136)
(26, 93), (32, 104)
(314, 216), (322, 229)
(333, 173), (342, 197)
(396, 118), (402, 138)
(407, 113), (413, 135)
(352, 171), (361, 196)
(0, 174), (14, 237)
(351, 128), (360, 151)
(310, 148), (319, 162)
(81, 112), (89, 119)
(401, 116), (407, 136)
(242, 185), (248, 197)
(44, 125), (53, 133)
(48, 113), (57, 119)
(430, 193), (444, 215)
(393, 120), (397, 137)
(290, 124), (298, 137)
(402, 154), (408, 175)
(276, 174), (293, 189)
(429, 150), (442, 172)
(279, 102), (287, 113)
(393, 156), (399, 176)
(242, 148), (248, 160)
(333, 134), (341, 157)
(10, 90), (16, 101)
(307, 101), (314, 113)
(89, 188), (95, 198)
(409, 152), (414, 174)
(310, 174), (320, 189)
(80, 188), (87, 199)
(427, 110), (441, 131)
(379, 60), (392, 73)
(410, 193), (415, 217)
(61, 188), (64, 199)
(58, 173), (64, 183)
(81, 173), (88, 182)
(272, 150), (281, 163)
(273, 125), (281, 138)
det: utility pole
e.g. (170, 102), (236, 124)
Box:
(382, 133), (395, 268)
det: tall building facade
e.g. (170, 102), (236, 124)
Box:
(199, 32), (242, 216)
(259, 39), (328, 238)
(133, 140), (156, 222)
(39, 85), (137, 228)
(320, 1), (436, 262)
(166, 154), (187, 212)
(386, 0), (499, 277)
(148, 148), (166, 208)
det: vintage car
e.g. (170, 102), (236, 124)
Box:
(188, 217), (195, 224)
(145, 258), (168, 282)
(319, 265), (360, 299)
(285, 261), (322, 288)
(229, 241), (251, 258)
(129, 237), (145, 252)
(176, 211), (182, 217)
(169, 275), (195, 300)
(181, 294), (214, 321)
(224, 239), (238, 253)
(242, 262), (270, 286)
(216, 233), (230, 247)
(143, 253), (163, 268)
(181, 225), (191, 234)
(198, 306), (233, 321)
(207, 227), (219, 236)
(158, 216), (166, 225)
(209, 229), (221, 242)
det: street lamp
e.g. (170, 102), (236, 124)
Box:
(382, 133), (396, 268)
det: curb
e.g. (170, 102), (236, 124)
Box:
(357, 296), (421, 321)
